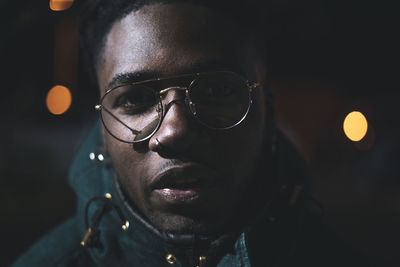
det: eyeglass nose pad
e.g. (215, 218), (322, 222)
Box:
(186, 98), (197, 115)
(156, 102), (162, 113)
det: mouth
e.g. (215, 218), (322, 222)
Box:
(150, 163), (219, 203)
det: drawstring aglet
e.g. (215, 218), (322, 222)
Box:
(80, 227), (98, 246)
(122, 220), (130, 231)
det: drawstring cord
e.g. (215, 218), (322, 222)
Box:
(81, 194), (129, 247)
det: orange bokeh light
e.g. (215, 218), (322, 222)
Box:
(46, 85), (72, 115)
(49, 0), (74, 11)
(343, 111), (368, 142)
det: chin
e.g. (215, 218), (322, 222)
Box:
(148, 212), (223, 235)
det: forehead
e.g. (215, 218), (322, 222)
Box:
(98, 3), (252, 91)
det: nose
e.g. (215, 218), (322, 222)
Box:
(148, 89), (203, 155)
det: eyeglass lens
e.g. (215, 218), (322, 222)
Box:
(100, 84), (162, 143)
(188, 72), (250, 129)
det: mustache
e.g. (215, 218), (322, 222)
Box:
(152, 159), (189, 174)
(152, 157), (218, 175)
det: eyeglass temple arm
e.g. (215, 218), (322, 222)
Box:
(95, 105), (140, 135)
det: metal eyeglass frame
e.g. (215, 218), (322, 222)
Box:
(95, 71), (259, 144)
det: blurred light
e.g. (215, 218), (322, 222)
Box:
(343, 111), (368, 142)
(49, 0), (74, 11)
(46, 85), (72, 115)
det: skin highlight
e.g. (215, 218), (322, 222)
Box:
(97, 3), (270, 235)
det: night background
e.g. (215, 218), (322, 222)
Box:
(1, 0), (399, 266)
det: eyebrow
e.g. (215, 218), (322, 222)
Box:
(106, 59), (244, 90)
(107, 71), (161, 90)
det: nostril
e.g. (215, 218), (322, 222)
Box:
(148, 106), (197, 154)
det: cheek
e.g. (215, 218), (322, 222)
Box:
(103, 129), (146, 189)
(212, 91), (266, 185)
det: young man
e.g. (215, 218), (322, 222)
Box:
(14, 0), (373, 266)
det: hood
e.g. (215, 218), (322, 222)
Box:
(68, 121), (311, 266)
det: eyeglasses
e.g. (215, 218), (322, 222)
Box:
(95, 71), (259, 143)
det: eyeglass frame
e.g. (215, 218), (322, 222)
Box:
(95, 71), (260, 144)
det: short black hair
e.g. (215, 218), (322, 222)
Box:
(77, 0), (268, 87)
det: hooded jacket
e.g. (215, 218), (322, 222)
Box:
(13, 123), (373, 267)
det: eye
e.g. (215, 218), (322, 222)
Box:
(205, 85), (234, 97)
(113, 85), (157, 114)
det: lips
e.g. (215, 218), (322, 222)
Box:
(149, 163), (220, 203)
(150, 163), (217, 190)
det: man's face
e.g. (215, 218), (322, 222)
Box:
(97, 3), (268, 234)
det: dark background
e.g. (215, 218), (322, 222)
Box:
(1, 0), (399, 266)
